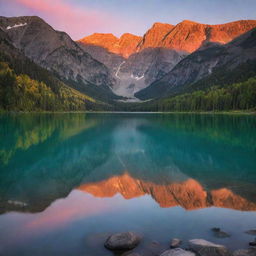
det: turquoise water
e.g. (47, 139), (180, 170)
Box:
(0, 113), (256, 256)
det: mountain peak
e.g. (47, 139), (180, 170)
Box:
(79, 32), (141, 58)
(180, 20), (199, 25)
(137, 22), (174, 50)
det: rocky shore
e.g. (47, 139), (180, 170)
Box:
(103, 229), (256, 256)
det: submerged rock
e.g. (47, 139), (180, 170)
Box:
(233, 248), (256, 256)
(104, 232), (141, 251)
(160, 248), (195, 256)
(170, 238), (182, 248)
(211, 228), (230, 238)
(246, 230), (256, 236)
(189, 239), (232, 256)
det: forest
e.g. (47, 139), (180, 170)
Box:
(0, 62), (97, 111)
(133, 77), (256, 112)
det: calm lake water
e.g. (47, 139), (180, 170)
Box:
(0, 113), (256, 256)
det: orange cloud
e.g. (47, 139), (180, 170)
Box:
(13, 0), (117, 39)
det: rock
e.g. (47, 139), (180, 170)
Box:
(151, 240), (161, 247)
(249, 239), (256, 246)
(233, 248), (256, 256)
(246, 230), (256, 236)
(104, 232), (141, 251)
(160, 248), (195, 256)
(212, 228), (221, 232)
(170, 238), (182, 248)
(122, 253), (141, 256)
(188, 239), (232, 256)
(211, 228), (230, 238)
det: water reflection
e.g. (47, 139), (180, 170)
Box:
(0, 113), (256, 214)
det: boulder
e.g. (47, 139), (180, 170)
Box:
(188, 239), (232, 256)
(211, 228), (230, 238)
(122, 253), (141, 256)
(104, 232), (141, 251)
(249, 239), (256, 246)
(170, 238), (182, 248)
(246, 230), (256, 236)
(160, 248), (195, 256)
(233, 248), (256, 256)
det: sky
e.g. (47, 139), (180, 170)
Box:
(0, 0), (256, 40)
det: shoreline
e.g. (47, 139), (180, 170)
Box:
(0, 110), (255, 115)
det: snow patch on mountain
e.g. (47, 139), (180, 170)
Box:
(131, 74), (144, 80)
(115, 61), (126, 78)
(6, 23), (27, 30)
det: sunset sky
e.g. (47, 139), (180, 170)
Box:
(0, 0), (256, 39)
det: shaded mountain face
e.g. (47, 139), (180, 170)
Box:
(80, 42), (186, 98)
(111, 48), (186, 98)
(0, 16), (118, 101)
(136, 28), (256, 100)
(79, 20), (256, 99)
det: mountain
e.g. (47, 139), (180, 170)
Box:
(136, 28), (256, 100)
(80, 20), (256, 56)
(79, 20), (256, 99)
(1, 16), (256, 107)
(0, 27), (111, 111)
(0, 16), (119, 102)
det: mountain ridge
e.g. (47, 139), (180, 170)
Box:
(79, 19), (256, 56)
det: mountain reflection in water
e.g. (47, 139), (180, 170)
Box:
(79, 173), (256, 211)
(0, 113), (256, 213)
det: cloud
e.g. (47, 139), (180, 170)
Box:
(10, 0), (117, 39)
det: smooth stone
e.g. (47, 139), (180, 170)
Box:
(233, 248), (256, 256)
(189, 239), (232, 256)
(122, 253), (141, 256)
(170, 238), (182, 248)
(104, 232), (141, 251)
(151, 240), (161, 247)
(249, 240), (256, 246)
(246, 230), (256, 236)
(211, 228), (230, 238)
(212, 228), (221, 232)
(160, 248), (195, 256)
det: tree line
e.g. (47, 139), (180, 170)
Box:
(0, 62), (96, 111)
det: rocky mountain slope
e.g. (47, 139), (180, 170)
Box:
(79, 20), (256, 99)
(0, 27), (109, 111)
(136, 28), (256, 100)
(0, 16), (118, 101)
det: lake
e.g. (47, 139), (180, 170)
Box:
(0, 113), (256, 256)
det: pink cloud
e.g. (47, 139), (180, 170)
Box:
(12, 0), (117, 39)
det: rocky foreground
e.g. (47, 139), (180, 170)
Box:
(103, 230), (256, 256)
